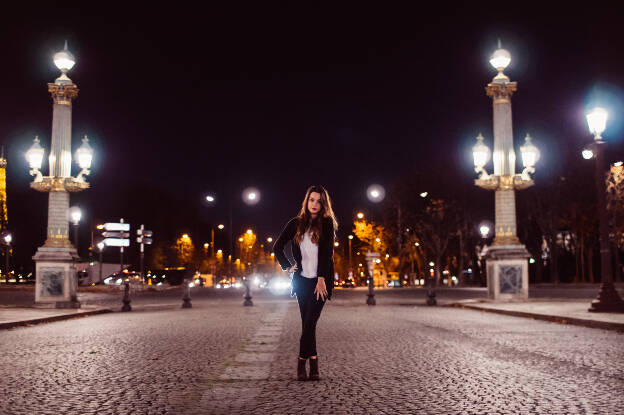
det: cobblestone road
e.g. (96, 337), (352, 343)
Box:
(1, 291), (623, 414)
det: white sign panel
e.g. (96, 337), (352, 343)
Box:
(103, 238), (130, 247)
(104, 223), (130, 231)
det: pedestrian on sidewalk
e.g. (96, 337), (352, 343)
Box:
(273, 185), (338, 381)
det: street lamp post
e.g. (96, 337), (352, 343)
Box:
(585, 108), (624, 313)
(69, 206), (81, 255)
(2, 233), (11, 283)
(363, 185), (385, 305)
(471, 41), (539, 301)
(26, 42), (94, 308)
(97, 242), (104, 284)
(348, 234), (353, 270)
(478, 223), (491, 285)
(206, 188), (260, 297)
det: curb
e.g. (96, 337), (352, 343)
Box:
(449, 303), (624, 333)
(0, 309), (113, 330)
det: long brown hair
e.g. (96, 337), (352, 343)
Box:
(294, 185), (338, 244)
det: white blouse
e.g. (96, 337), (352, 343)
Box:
(300, 231), (319, 279)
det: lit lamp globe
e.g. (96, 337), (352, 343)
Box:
(582, 149), (594, 160)
(76, 136), (93, 170)
(4, 233), (12, 244)
(242, 187), (260, 205)
(366, 184), (385, 203)
(53, 42), (76, 73)
(479, 224), (490, 239)
(26, 136), (45, 172)
(489, 43), (511, 81)
(472, 133), (491, 177)
(97, 242), (105, 251)
(586, 107), (608, 139)
(520, 134), (540, 172)
(69, 206), (82, 226)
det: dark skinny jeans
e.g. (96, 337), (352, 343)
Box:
(296, 276), (325, 359)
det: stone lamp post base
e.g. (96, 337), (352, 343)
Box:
(33, 246), (80, 309)
(485, 244), (530, 301)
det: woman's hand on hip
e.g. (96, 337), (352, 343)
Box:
(314, 277), (328, 301)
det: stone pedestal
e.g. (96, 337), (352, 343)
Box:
(33, 247), (80, 308)
(485, 244), (530, 301)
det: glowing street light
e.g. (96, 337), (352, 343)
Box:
(25, 137), (44, 181)
(356, 212), (365, 220)
(53, 41), (76, 73)
(68, 206), (82, 253)
(267, 237), (273, 243)
(582, 149), (594, 160)
(366, 184), (385, 203)
(584, 106), (624, 312)
(470, 40), (536, 301)
(28, 42), (93, 307)
(206, 195), (215, 202)
(586, 107), (608, 138)
(218, 224), (225, 229)
(75, 136), (93, 182)
(479, 224), (491, 239)
(489, 41), (511, 82)
(242, 187), (261, 205)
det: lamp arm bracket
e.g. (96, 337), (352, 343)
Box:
(29, 169), (43, 182)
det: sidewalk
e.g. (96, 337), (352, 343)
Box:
(451, 299), (624, 332)
(0, 305), (112, 330)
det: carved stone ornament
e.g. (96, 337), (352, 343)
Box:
(485, 81), (517, 102)
(30, 177), (89, 193)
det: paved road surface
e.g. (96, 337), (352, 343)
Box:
(1, 289), (623, 414)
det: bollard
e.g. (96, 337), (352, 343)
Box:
(182, 280), (192, 308)
(121, 282), (132, 312)
(426, 277), (437, 306)
(243, 279), (253, 306)
(366, 275), (376, 306)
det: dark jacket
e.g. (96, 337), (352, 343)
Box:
(273, 216), (335, 300)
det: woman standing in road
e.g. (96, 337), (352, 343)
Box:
(273, 185), (338, 381)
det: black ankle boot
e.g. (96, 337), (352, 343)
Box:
(297, 358), (308, 381)
(309, 357), (319, 381)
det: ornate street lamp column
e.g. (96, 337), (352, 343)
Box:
(472, 42), (539, 301)
(26, 42), (93, 308)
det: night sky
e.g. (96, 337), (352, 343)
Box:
(2, 3), (624, 270)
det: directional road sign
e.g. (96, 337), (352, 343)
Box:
(104, 222), (130, 232)
(103, 231), (130, 238)
(103, 238), (130, 247)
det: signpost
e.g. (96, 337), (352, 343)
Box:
(136, 225), (153, 282)
(102, 219), (130, 273)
